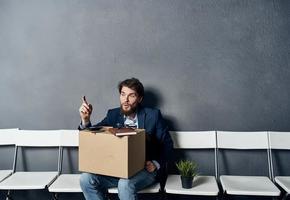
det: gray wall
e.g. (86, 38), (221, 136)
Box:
(0, 0), (289, 199)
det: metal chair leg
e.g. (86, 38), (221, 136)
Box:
(51, 193), (58, 200)
(282, 193), (289, 200)
(221, 191), (227, 200)
(5, 190), (13, 200)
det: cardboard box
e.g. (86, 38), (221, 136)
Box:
(79, 128), (145, 178)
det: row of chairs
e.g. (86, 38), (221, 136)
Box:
(0, 129), (79, 200)
(168, 131), (290, 200)
(0, 129), (289, 200)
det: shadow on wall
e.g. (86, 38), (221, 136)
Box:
(142, 88), (177, 131)
(142, 87), (162, 109)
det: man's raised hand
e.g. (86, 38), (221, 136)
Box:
(79, 96), (93, 125)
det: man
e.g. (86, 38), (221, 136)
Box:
(79, 78), (173, 200)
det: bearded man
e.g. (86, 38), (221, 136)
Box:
(79, 77), (173, 200)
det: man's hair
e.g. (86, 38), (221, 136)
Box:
(118, 78), (144, 98)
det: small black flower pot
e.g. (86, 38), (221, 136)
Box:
(180, 176), (193, 189)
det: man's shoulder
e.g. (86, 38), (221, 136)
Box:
(140, 106), (160, 115)
(107, 107), (121, 115)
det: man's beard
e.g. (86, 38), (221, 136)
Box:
(120, 104), (138, 116)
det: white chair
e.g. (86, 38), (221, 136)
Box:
(269, 131), (290, 200)
(48, 130), (81, 200)
(0, 129), (18, 183)
(0, 130), (62, 199)
(217, 131), (280, 199)
(164, 131), (219, 198)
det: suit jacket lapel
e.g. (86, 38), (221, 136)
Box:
(137, 107), (145, 129)
(118, 109), (125, 127)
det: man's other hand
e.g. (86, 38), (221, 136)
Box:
(145, 161), (156, 173)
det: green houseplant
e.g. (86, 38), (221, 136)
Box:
(176, 160), (198, 189)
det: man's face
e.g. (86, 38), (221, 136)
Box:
(120, 86), (142, 116)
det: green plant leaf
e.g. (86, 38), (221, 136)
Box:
(175, 160), (198, 178)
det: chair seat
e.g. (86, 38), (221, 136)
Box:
(0, 170), (13, 182)
(275, 176), (290, 193)
(48, 174), (82, 193)
(108, 182), (160, 194)
(0, 171), (58, 190)
(220, 175), (280, 196)
(165, 175), (219, 196)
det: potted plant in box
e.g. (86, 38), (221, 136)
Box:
(176, 160), (198, 189)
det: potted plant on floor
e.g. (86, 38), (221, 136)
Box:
(176, 160), (198, 189)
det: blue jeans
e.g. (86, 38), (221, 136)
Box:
(80, 169), (157, 200)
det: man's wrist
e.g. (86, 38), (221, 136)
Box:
(81, 119), (90, 127)
(152, 160), (160, 170)
(80, 120), (91, 129)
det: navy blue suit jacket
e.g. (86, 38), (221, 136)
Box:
(82, 106), (173, 180)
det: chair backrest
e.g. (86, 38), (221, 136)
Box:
(0, 128), (19, 145)
(169, 131), (216, 149)
(268, 131), (290, 150)
(268, 131), (290, 178)
(217, 131), (268, 149)
(217, 131), (272, 178)
(58, 130), (79, 174)
(14, 130), (62, 173)
(60, 130), (79, 147)
(17, 130), (62, 147)
(0, 129), (18, 171)
(170, 131), (218, 178)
